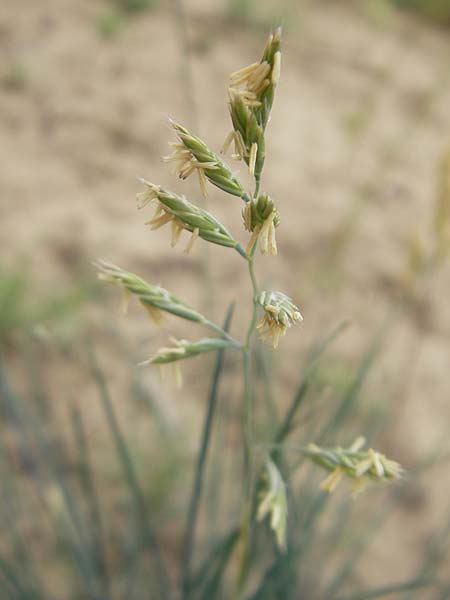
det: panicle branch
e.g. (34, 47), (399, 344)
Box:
(305, 437), (404, 497)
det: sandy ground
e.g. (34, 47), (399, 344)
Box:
(1, 0), (450, 593)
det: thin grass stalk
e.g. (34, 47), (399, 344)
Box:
(188, 528), (240, 598)
(33, 424), (101, 598)
(0, 431), (46, 598)
(333, 577), (435, 600)
(70, 406), (111, 598)
(275, 321), (349, 446)
(180, 303), (235, 598)
(236, 248), (260, 590)
(316, 330), (385, 444)
(0, 471), (45, 598)
(0, 360), (100, 599)
(406, 509), (450, 600)
(324, 492), (402, 599)
(88, 344), (172, 600)
(254, 344), (278, 434)
(0, 553), (32, 598)
(122, 534), (147, 600)
(238, 322), (348, 592)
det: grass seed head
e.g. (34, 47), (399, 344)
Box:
(142, 337), (236, 365)
(226, 91), (266, 183)
(305, 438), (404, 497)
(243, 194), (280, 256)
(136, 179), (245, 255)
(257, 457), (288, 552)
(256, 291), (303, 348)
(229, 27), (282, 130)
(95, 260), (207, 324)
(165, 120), (250, 201)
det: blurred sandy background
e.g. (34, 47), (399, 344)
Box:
(1, 0), (450, 593)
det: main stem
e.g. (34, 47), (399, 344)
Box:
(237, 249), (260, 589)
(243, 251), (259, 468)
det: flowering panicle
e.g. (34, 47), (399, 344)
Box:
(257, 457), (288, 551)
(256, 291), (302, 348)
(229, 27), (281, 130)
(223, 28), (281, 182)
(164, 121), (250, 201)
(305, 437), (404, 497)
(95, 260), (207, 325)
(243, 194), (280, 256)
(137, 179), (247, 257)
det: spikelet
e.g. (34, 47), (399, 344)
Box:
(243, 194), (280, 256)
(223, 28), (282, 183)
(304, 437), (404, 497)
(136, 179), (247, 257)
(164, 121), (251, 202)
(227, 91), (266, 182)
(229, 27), (282, 129)
(95, 260), (207, 324)
(256, 291), (303, 348)
(141, 337), (236, 365)
(257, 457), (288, 551)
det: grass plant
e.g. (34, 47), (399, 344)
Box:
(0, 26), (448, 600)
(96, 28), (406, 598)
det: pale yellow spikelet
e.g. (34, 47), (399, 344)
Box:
(256, 291), (303, 348)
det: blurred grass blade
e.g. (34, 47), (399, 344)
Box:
(333, 577), (435, 600)
(324, 493), (400, 598)
(188, 528), (240, 599)
(180, 303), (235, 599)
(275, 321), (348, 444)
(0, 359), (100, 598)
(70, 406), (111, 598)
(254, 344), (278, 432)
(317, 325), (387, 443)
(0, 553), (32, 598)
(88, 343), (171, 600)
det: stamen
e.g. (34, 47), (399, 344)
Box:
(197, 169), (208, 199)
(248, 142), (258, 176)
(272, 51), (281, 86)
(220, 130), (234, 155)
(184, 227), (199, 254)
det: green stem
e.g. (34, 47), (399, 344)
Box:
(245, 252), (259, 348)
(254, 177), (261, 199)
(237, 250), (260, 590)
(203, 320), (241, 348)
(235, 243), (248, 259)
